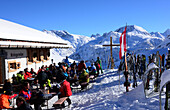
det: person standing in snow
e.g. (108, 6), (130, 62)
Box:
(96, 57), (103, 74)
(64, 56), (70, 67)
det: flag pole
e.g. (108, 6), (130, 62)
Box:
(124, 23), (129, 92)
(126, 23), (128, 52)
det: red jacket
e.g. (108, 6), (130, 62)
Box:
(59, 80), (72, 98)
(0, 94), (10, 109)
(19, 89), (31, 103)
(24, 72), (32, 80)
(78, 63), (86, 72)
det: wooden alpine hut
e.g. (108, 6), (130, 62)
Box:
(0, 19), (71, 84)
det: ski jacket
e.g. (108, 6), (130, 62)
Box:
(19, 89), (31, 103)
(17, 73), (24, 82)
(91, 65), (97, 74)
(37, 70), (48, 82)
(70, 69), (76, 78)
(0, 94), (10, 109)
(64, 58), (70, 66)
(59, 80), (72, 98)
(79, 70), (89, 83)
(78, 63), (87, 72)
(96, 59), (102, 67)
(24, 72), (32, 80)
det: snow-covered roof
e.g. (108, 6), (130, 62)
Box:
(0, 19), (71, 48)
(0, 41), (69, 48)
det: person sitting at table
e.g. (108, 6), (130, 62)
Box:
(58, 73), (72, 108)
(67, 66), (78, 86)
(16, 96), (33, 110)
(19, 82), (31, 103)
(19, 82), (42, 110)
(77, 60), (87, 75)
(32, 78), (40, 89)
(24, 68), (32, 80)
(17, 71), (24, 83)
(30, 89), (44, 110)
(89, 63), (97, 77)
(79, 69), (89, 90)
(30, 68), (36, 78)
(3, 79), (13, 95)
(0, 89), (13, 109)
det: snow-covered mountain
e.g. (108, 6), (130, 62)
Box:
(43, 30), (94, 57)
(157, 35), (170, 48)
(44, 25), (169, 68)
(150, 32), (165, 39)
(90, 33), (101, 38)
(69, 25), (164, 68)
(163, 29), (170, 37)
(151, 29), (170, 48)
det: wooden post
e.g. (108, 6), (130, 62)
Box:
(103, 36), (120, 69)
(107, 55), (110, 69)
(110, 37), (113, 62)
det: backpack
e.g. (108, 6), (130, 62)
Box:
(97, 63), (101, 69)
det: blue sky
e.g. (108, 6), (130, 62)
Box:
(0, 0), (170, 36)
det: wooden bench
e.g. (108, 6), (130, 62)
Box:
(81, 82), (88, 86)
(80, 82), (89, 90)
(53, 97), (68, 108)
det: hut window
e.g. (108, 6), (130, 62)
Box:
(10, 63), (16, 69)
(8, 61), (21, 72)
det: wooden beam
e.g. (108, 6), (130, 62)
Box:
(103, 44), (120, 46)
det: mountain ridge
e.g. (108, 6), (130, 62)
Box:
(43, 25), (168, 68)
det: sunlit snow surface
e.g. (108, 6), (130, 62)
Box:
(42, 69), (162, 110)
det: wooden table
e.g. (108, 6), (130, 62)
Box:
(43, 92), (58, 109)
(31, 88), (58, 109)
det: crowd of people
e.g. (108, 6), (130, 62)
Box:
(0, 56), (103, 110)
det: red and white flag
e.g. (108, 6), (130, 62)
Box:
(119, 26), (127, 59)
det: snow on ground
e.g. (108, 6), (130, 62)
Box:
(43, 69), (161, 110)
